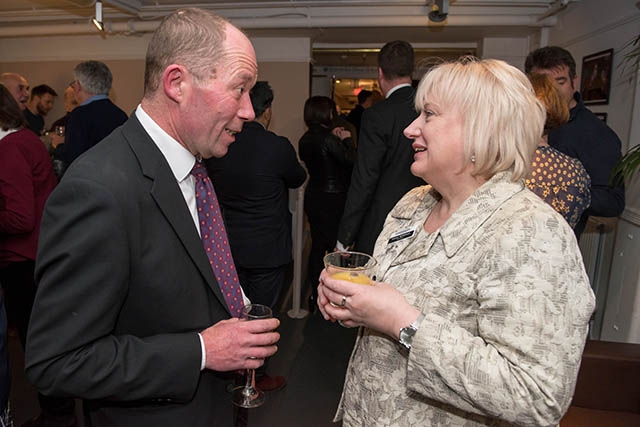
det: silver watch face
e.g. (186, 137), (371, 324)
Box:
(399, 326), (416, 349)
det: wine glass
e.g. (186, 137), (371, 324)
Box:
(231, 303), (272, 408)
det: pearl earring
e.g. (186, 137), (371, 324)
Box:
(470, 154), (476, 163)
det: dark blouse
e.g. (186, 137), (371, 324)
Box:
(526, 145), (591, 229)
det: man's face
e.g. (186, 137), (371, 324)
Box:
(64, 86), (78, 112)
(36, 93), (55, 116)
(3, 74), (29, 110)
(177, 24), (258, 159)
(530, 65), (578, 108)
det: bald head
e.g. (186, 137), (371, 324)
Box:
(0, 72), (29, 110)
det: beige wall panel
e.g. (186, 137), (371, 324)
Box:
(257, 61), (309, 150)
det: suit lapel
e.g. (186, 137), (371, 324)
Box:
(121, 117), (231, 316)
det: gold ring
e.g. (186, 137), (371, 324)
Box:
(340, 295), (347, 307)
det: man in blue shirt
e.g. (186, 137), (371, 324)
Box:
(57, 60), (127, 175)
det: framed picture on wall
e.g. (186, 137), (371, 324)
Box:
(594, 112), (608, 123)
(580, 49), (614, 105)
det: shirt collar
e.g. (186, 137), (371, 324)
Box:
(134, 105), (196, 182)
(386, 83), (412, 98)
(80, 94), (109, 106)
(389, 171), (525, 257)
(0, 128), (19, 141)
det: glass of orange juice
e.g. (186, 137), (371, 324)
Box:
(323, 251), (377, 290)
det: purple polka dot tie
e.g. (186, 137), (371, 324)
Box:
(191, 161), (244, 317)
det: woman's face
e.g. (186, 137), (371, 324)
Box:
(404, 100), (468, 184)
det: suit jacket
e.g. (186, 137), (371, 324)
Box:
(60, 98), (128, 165)
(205, 121), (306, 269)
(25, 115), (236, 427)
(337, 86), (425, 254)
(548, 92), (624, 238)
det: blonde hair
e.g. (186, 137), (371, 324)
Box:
(528, 73), (569, 134)
(144, 8), (229, 95)
(414, 57), (545, 181)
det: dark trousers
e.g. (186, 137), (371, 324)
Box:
(0, 260), (76, 421)
(0, 260), (37, 348)
(304, 191), (347, 294)
(237, 263), (292, 311)
(237, 263), (292, 380)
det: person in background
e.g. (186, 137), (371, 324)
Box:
(526, 73), (591, 228)
(318, 57), (595, 426)
(336, 40), (424, 255)
(0, 73), (29, 111)
(48, 84), (78, 180)
(299, 96), (354, 308)
(24, 84), (57, 136)
(48, 84), (78, 148)
(331, 99), (358, 149)
(205, 81), (306, 392)
(525, 46), (624, 238)
(346, 89), (372, 136)
(24, 8), (279, 427)
(57, 60), (127, 174)
(0, 85), (73, 427)
(369, 89), (383, 106)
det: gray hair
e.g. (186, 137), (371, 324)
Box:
(74, 60), (113, 95)
(144, 8), (229, 95)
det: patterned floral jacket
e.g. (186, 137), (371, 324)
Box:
(336, 171), (595, 427)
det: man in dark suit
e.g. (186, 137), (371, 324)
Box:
(56, 60), (128, 174)
(346, 88), (372, 137)
(206, 82), (306, 392)
(206, 82), (306, 311)
(25, 8), (280, 427)
(336, 40), (425, 255)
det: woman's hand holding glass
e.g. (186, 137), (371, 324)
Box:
(318, 269), (420, 339)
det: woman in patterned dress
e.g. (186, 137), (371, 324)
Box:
(317, 58), (595, 427)
(526, 73), (591, 229)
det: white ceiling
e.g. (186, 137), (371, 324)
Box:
(0, 0), (576, 44)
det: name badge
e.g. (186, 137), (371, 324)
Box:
(388, 227), (415, 244)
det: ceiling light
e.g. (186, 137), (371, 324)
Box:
(428, 0), (449, 23)
(93, 0), (104, 32)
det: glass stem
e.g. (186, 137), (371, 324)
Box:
(244, 368), (254, 393)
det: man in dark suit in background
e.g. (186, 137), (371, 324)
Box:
(25, 8), (280, 427)
(525, 46), (625, 239)
(57, 60), (127, 174)
(206, 81), (306, 392)
(207, 82), (306, 311)
(336, 40), (425, 255)
(346, 88), (372, 137)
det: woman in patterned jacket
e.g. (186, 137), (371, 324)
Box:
(317, 57), (595, 427)
(525, 72), (591, 229)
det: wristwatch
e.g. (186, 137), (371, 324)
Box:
(399, 313), (425, 350)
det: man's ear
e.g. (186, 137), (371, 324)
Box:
(162, 64), (187, 103)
